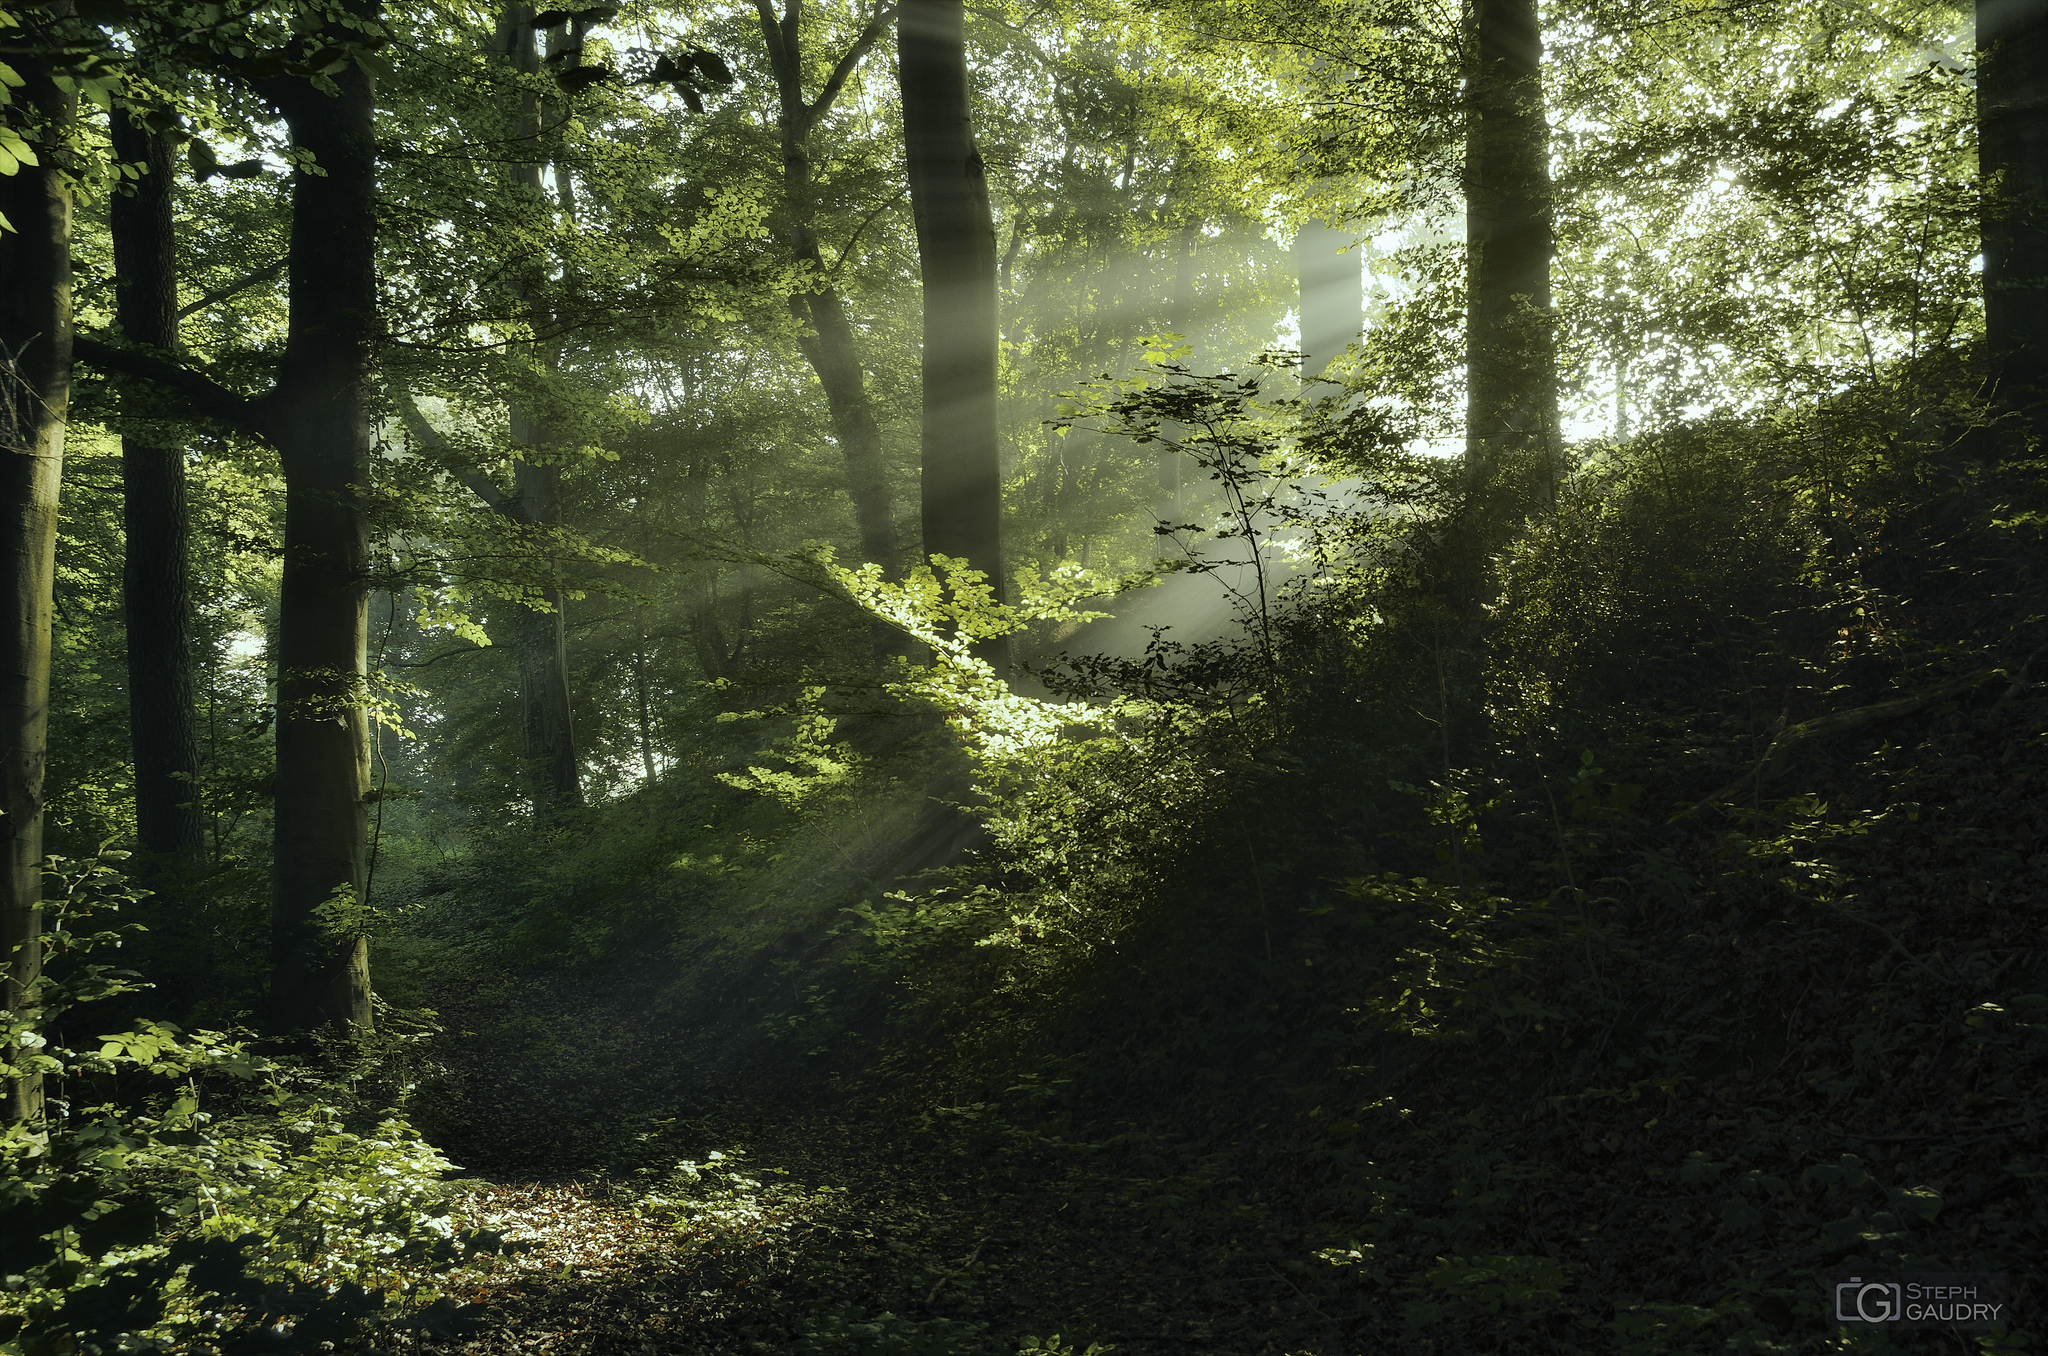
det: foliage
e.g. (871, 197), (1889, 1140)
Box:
(0, 855), (507, 1354)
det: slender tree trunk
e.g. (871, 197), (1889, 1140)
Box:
(1978, 0), (2048, 444)
(0, 23), (74, 1125)
(512, 449), (582, 812)
(109, 112), (206, 864)
(755, 0), (905, 579)
(900, 0), (1009, 668)
(632, 611), (657, 783)
(260, 56), (379, 1036)
(1156, 223), (1199, 543)
(789, 279), (903, 576)
(493, 3), (583, 816)
(1464, 0), (1558, 496)
(1297, 219), (1361, 382)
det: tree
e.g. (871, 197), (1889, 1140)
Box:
(899, 0), (1008, 666)
(491, 0), (583, 818)
(754, 0), (907, 579)
(108, 108), (207, 865)
(1463, 0), (1557, 493)
(1978, 0), (2048, 444)
(0, 0), (78, 1125)
(79, 5), (386, 1035)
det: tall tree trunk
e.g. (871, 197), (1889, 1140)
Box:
(0, 24), (74, 1125)
(1157, 222), (1199, 537)
(1978, 0), (2048, 445)
(493, 3), (583, 816)
(109, 111), (206, 864)
(1464, 0), (1558, 497)
(73, 17), (383, 1036)
(632, 610), (657, 783)
(899, 0), (1009, 668)
(755, 0), (905, 579)
(512, 447), (582, 813)
(259, 54), (379, 1036)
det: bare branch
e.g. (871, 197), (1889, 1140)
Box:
(391, 387), (510, 512)
(809, 2), (898, 121)
(176, 255), (288, 320)
(753, 0), (796, 97)
(73, 335), (267, 432)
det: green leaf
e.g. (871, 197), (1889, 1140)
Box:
(0, 126), (39, 174)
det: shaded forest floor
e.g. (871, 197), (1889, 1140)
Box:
(413, 1108), (1336, 1356)
(395, 656), (2048, 1356)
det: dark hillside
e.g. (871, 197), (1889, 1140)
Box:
(391, 417), (2047, 1354)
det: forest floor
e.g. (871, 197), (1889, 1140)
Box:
(413, 1105), (1340, 1356)
(399, 650), (2048, 1356)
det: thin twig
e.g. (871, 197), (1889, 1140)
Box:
(925, 1228), (992, 1304)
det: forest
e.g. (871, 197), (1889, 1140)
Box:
(1, 0), (2044, 1348)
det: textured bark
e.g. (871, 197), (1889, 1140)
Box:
(0, 27), (74, 1125)
(900, 0), (1009, 668)
(511, 448), (582, 814)
(755, 0), (905, 579)
(1979, 0), (2048, 442)
(1464, 0), (1558, 491)
(259, 53), (379, 1036)
(72, 18), (383, 1036)
(491, 4), (584, 817)
(109, 112), (206, 864)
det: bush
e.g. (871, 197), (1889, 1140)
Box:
(1, 853), (507, 1355)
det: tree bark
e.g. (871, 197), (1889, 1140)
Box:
(493, 2), (584, 817)
(899, 0), (1009, 668)
(74, 18), (383, 1036)
(755, 0), (906, 580)
(257, 52), (379, 1036)
(0, 19), (75, 1124)
(1978, 0), (2048, 444)
(511, 447), (582, 814)
(109, 111), (206, 864)
(1464, 0), (1559, 496)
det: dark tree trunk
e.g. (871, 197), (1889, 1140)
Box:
(512, 451), (583, 814)
(1979, 0), (2048, 443)
(109, 112), (206, 865)
(72, 17), (383, 1036)
(1464, 0), (1558, 494)
(632, 610), (657, 783)
(1157, 223), (1199, 538)
(789, 277), (903, 577)
(259, 55), (379, 1036)
(0, 26), (73, 1125)
(899, 0), (1009, 668)
(491, 3), (584, 817)
(755, 0), (905, 580)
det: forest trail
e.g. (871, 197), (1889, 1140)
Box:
(422, 1110), (1334, 1356)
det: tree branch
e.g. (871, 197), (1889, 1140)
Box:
(753, 0), (796, 100)
(177, 255), (288, 320)
(387, 642), (490, 669)
(1672, 668), (2002, 820)
(73, 335), (267, 432)
(809, 2), (898, 121)
(391, 388), (510, 512)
